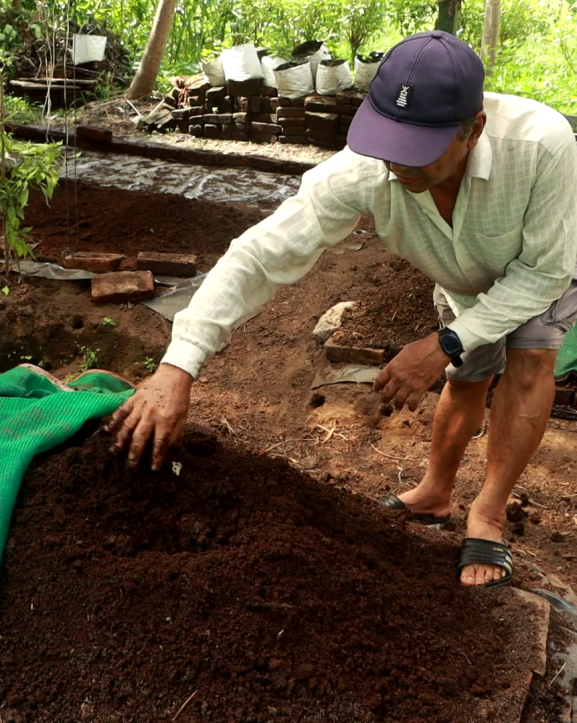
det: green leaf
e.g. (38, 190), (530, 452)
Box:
(1, 287), (10, 296)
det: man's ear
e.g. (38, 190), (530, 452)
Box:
(467, 111), (487, 150)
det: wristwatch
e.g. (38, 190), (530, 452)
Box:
(438, 328), (464, 367)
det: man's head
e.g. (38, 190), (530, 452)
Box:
(347, 31), (486, 175)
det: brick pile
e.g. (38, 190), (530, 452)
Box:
(146, 78), (368, 150)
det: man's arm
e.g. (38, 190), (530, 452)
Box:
(108, 148), (369, 469)
(449, 130), (577, 351)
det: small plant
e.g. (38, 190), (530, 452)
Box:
(0, 64), (62, 274)
(77, 345), (100, 372)
(102, 317), (116, 327)
(144, 356), (158, 373)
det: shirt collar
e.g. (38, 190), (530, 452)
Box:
(386, 130), (493, 183)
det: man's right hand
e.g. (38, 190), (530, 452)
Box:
(105, 363), (193, 471)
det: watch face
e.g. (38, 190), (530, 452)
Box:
(440, 330), (462, 356)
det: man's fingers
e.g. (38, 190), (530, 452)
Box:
(112, 407), (142, 451)
(373, 366), (391, 392)
(151, 416), (186, 471)
(127, 415), (155, 467)
(406, 391), (423, 412)
(393, 387), (411, 410)
(105, 402), (134, 433)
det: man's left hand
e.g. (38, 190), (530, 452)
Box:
(374, 333), (450, 411)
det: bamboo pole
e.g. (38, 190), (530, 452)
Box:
(0, 69), (9, 275)
(480, 0), (501, 74)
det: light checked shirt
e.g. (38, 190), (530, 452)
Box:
(162, 93), (577, 378)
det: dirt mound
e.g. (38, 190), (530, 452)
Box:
(0, 427), (531, 722)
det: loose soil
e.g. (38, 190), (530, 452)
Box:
(0, 428), (551, 723)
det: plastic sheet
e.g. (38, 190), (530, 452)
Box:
(62, 151), (301, 205)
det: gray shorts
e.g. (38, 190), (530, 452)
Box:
(434, 281), (577, 383)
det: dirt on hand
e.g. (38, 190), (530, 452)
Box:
(0, 425), (541, 723)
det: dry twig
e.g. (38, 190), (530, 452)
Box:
(370, 443), (418, 462)
(548, 661), (566, 688)
(172, 690), (198, 721)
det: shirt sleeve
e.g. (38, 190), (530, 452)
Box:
(161, 149), (367, 377)
(449, 129), (577, 351)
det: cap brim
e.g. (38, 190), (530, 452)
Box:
(347, 96), (461, 167)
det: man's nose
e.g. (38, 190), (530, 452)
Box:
(390, 162), (410, 175)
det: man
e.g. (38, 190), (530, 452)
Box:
(107, 31), (577, 587)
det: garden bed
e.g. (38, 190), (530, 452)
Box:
(0, 427), (554, 722)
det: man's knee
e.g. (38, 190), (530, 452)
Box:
(504, 348), (557, 389)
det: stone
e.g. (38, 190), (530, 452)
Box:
(313, 301), (356, 342)
(279, 116), (306, 128)
(554, 387), (574, 406)
(336, 90), (365, 107)
(204, 124), (219, 139)
(91, 271), (154, 305)
(282, 126), (308, 137)
(62, 252), (125, 274)
(251, 112), (276, 123)
(339, 114), (354, 133)
(304, 95), (338, 113)
(305, 111), (339, 133)
(276, 107), (306, 119)
(206, 85), (227, 103)
(76, 125), (112, 143)
(279, 135), (307, 144)
(307, 130), (346, 149)
(295, 663), (315, 681)
(228, 78), (262, 97)
(249, 131), (278, 143)
(136, 252), (197, 278)
(251, 121), (282, 134)
(204, 113), (232, 124)
(324, 332), (386, 365)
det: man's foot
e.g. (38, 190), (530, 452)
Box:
(397, 483), (451, 519)
(460, 507), (506, 586)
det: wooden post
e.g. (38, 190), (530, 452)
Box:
(480, 0), (501, 74)
(437, 0), (461, 35)
(0, 70), (9, 275)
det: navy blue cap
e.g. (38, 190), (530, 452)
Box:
(347, 31), (485, 166)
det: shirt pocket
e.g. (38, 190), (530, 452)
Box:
(472, 222), (524, 272)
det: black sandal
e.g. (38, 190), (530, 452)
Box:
(457, 538), (514, 588)
(377, 492), (452, 526)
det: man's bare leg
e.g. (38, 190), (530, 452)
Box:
(460, 348), (557, 586)
(398, 377), (492, 515)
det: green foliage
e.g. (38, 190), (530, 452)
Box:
(0, 125), (62, 267)
(144, 356), (158, 373)
(102, 317), (116, 326)
(77, 345), (100, 372)
(2, 96), (41, 124)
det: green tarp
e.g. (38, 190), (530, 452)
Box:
(0, 366), (134, 563)
(555, 323), (577, 380)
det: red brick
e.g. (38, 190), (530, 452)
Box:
(305, 111), (339, 133)
(91, 271), (154, 305)
(251, 121), (282, 134)
(554, 387), (575, 406)
(251, 112), (276, 123)
(136, 252), (197, 278)
(276, 107), (306, 119)
(204, 113), (232, 124)
(279, 117), (306, 128)
(304, 95), (338, 113)
(76, 125), (113, 143)
(279, 135), (307, 144)
(336, 90), (366, 107)
(249, 131), (278, 143)
(282, 125), (308, 137)
(62, 252), (125, 274)
(324, 332), (385, 365)
(339, 114), (354, 133)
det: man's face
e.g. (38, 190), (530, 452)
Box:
(385, 112), (486, 193)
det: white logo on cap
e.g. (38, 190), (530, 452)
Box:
(396, 84), (410, 107)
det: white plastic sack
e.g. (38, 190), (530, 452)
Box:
(292, 41), (331, 80)
(261, 55), (287, 87)
(201, 56), (226, 86)
(221, 43), (264, 82)
(354, 56), (380, 92)
(273, 61), (314, 99)
(72, 34), (107, 65)
(316, 59), (353, 96)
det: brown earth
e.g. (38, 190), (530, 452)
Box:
(0, 427), (558, 723)
(1, 181), (576, 721)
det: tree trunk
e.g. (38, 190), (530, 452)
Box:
(436, 0), (461, 35)
(126, 0), (176, 100)
(480, 0), (501, 74)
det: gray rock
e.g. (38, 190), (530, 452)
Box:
(313, 301), (356, 342)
